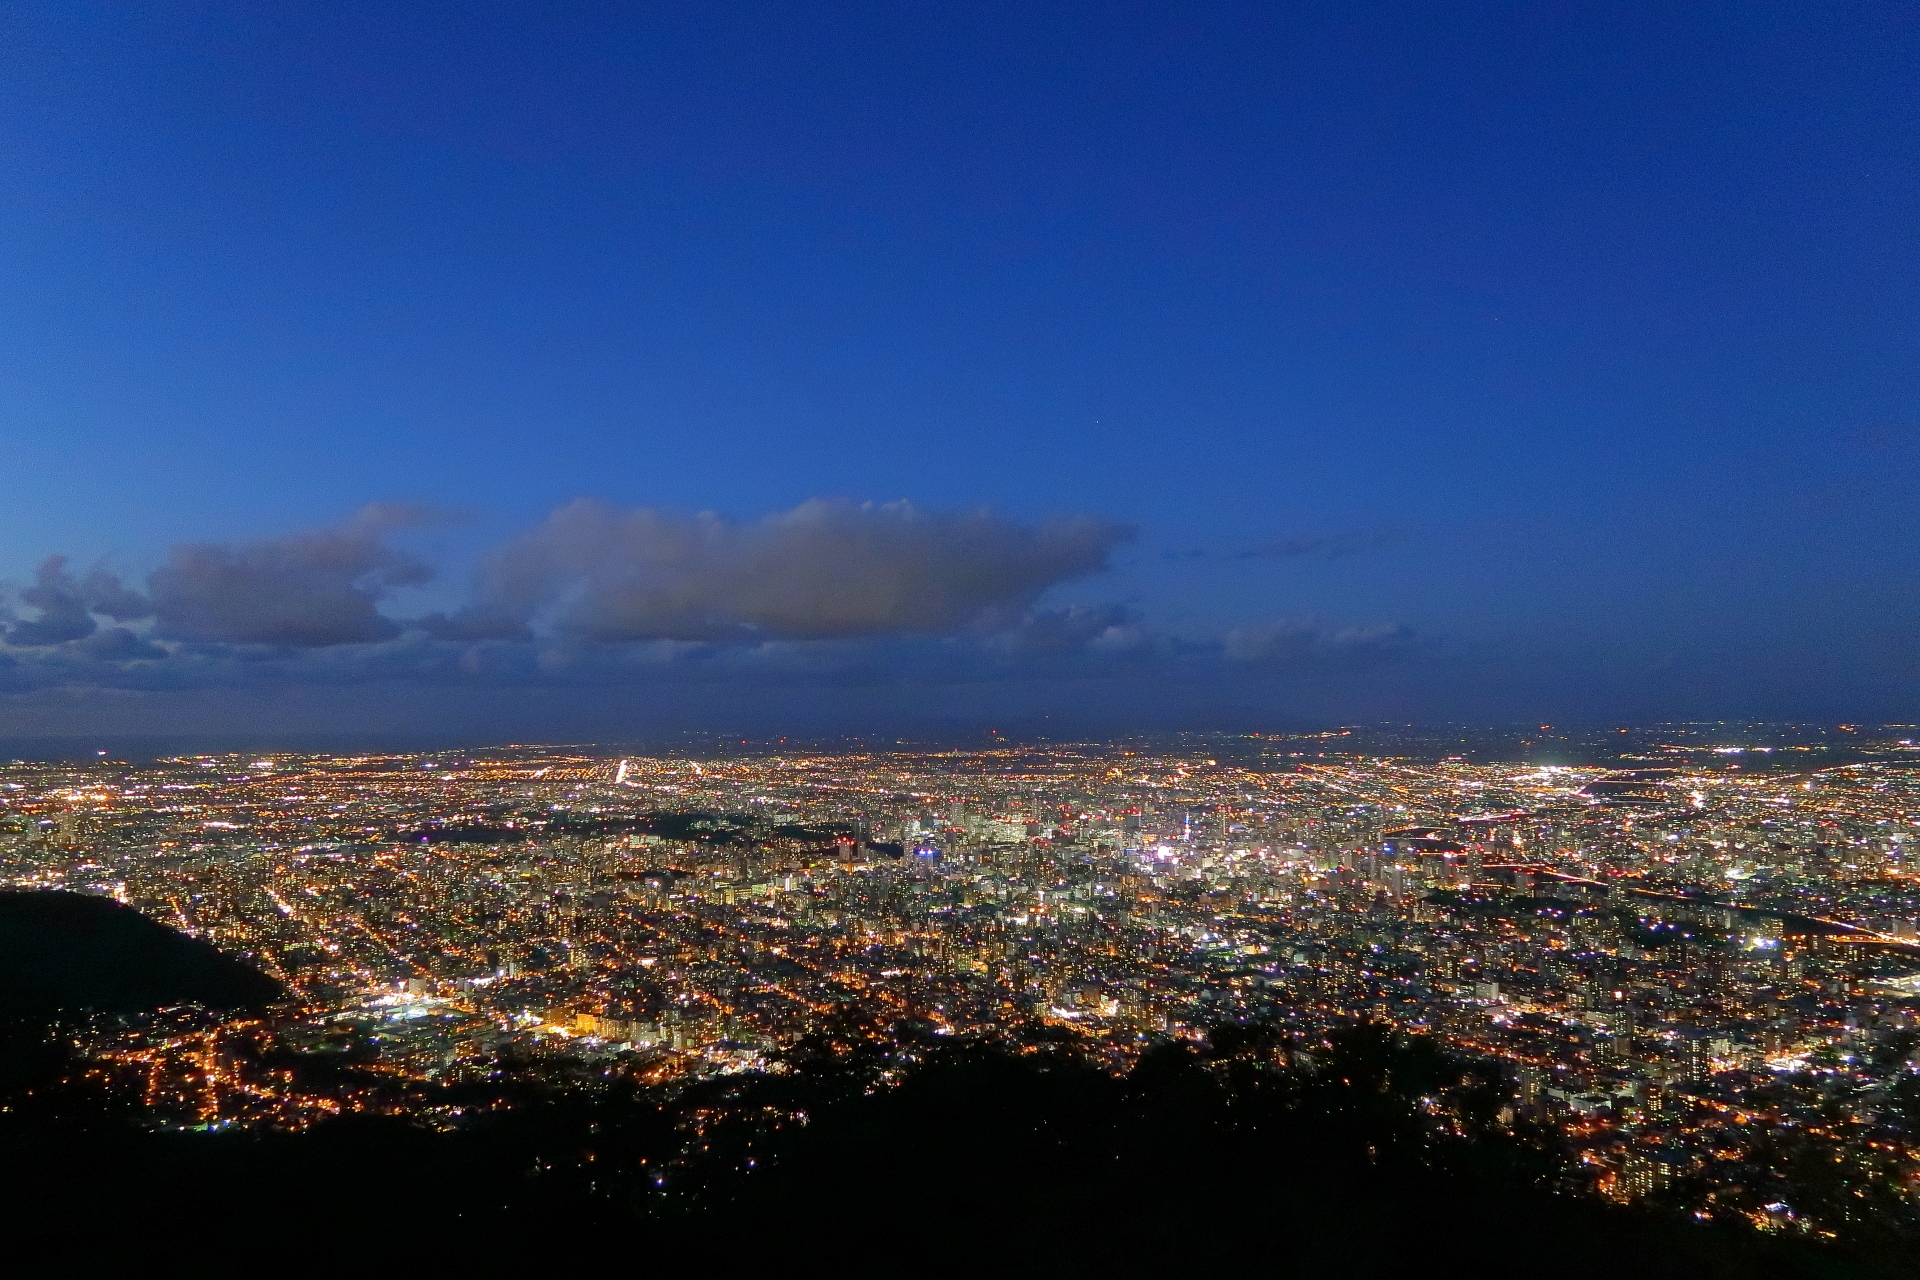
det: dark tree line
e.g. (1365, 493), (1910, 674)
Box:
(0, 1013), (1901, 1276)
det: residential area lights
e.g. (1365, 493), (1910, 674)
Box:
(5, 728), (1920, 1232)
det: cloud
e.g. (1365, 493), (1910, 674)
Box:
(422, 498), (1133, 644)
(1230, 529), (1408, 560)
(8, 558), (99, 646)
(81, 567), (153, 622)
(0, 500), (1426, 734)
(983, 603), (1164, 663)
(1223, 619), (1417, 667)
(72, 627), (168, 663)
(148, 504), (437, 647)
(5, 556), (151, 646)
(996, 603), (1134, 654)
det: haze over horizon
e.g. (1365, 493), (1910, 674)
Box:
(4, 3), (1917, 744)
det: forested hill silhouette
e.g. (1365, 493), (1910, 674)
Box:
(0, 1016), (1903, 1274)
(685, 1028), (1890, 1277)
(0, 890), (281, 1016)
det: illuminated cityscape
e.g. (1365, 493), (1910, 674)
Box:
(7, 3), (1919, 1266)
(7, 725), (1920, 1240)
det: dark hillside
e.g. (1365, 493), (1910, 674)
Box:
(692, 1034), (1886, 1278)
(0, 890), (282, 1016)
(0, 1013), (1904, 1276)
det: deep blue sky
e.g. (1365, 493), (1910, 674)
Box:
(2, 2), (1917, 745)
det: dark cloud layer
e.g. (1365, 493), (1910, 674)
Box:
(3, 506), (437, 652)
(0, 500), (1426, 737)
(148, 504), (435, 646)
(8, 558), (102, 646)
(1223, 619), (1417, 667)
(996, 603), (1139, 655)
(423, 499), (1132, 644)
(5, 556), (150, 646)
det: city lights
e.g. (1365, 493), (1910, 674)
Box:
(3, 727), (1920, 1235)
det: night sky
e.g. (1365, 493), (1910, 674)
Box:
(3, 3), (1916, 746)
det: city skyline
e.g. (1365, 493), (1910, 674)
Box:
(9, 723), (1920, 1251)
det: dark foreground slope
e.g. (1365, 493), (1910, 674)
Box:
(691, 1036), (1893, 1278)
(0, 892), (1896, 1273)
(0, 1022), (1906, 1277)
(0, 889), (281, 1016)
